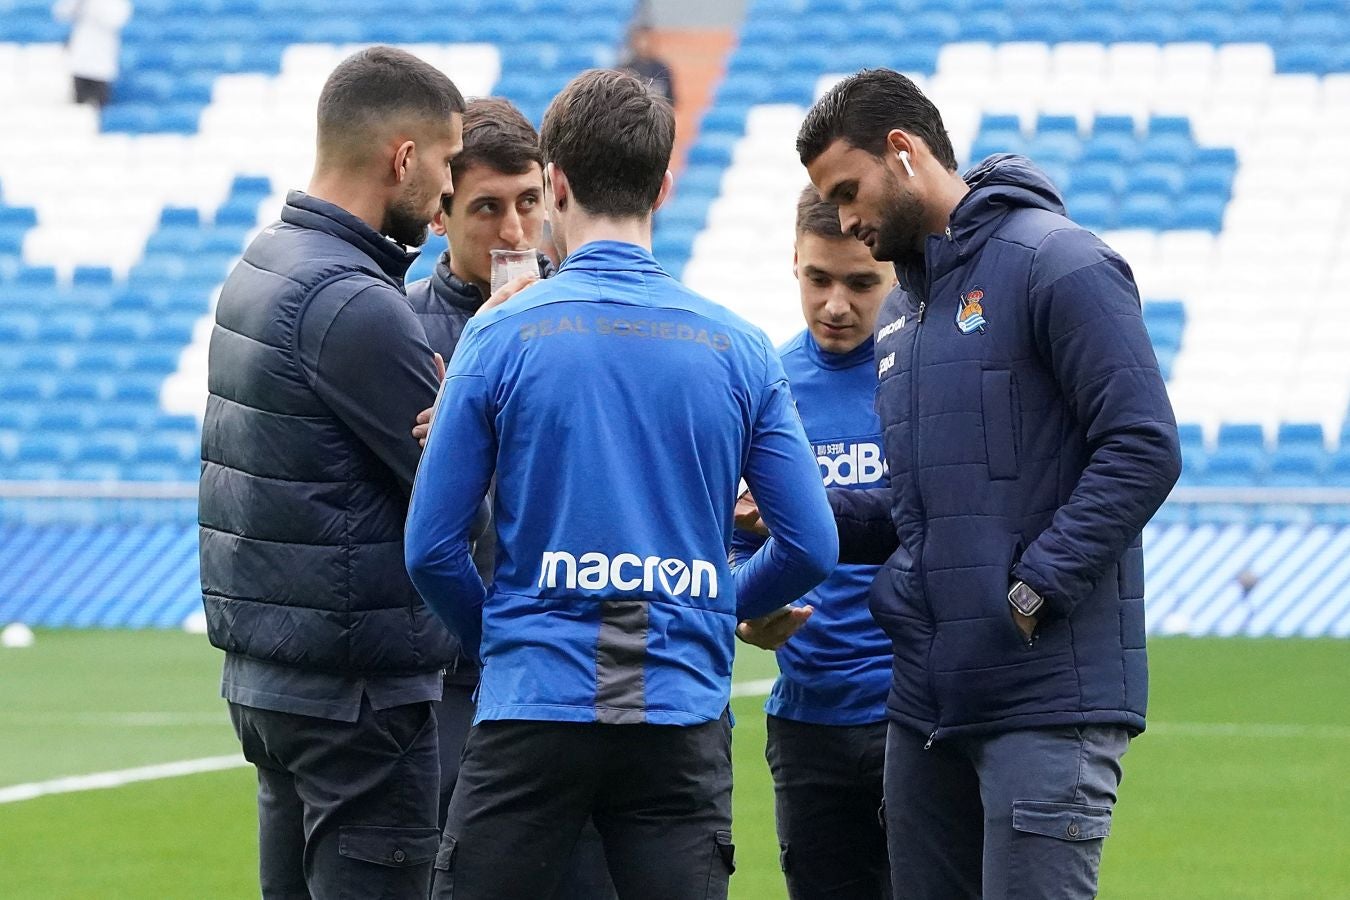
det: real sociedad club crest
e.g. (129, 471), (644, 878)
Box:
(956, 288), (987, 335)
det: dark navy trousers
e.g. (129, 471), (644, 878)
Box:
(766, 715), (890, 900)
(884, 722), (1130, 900)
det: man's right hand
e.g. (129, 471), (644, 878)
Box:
(478, 273), (538, 315)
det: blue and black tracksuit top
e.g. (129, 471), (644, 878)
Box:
(405, 240), (838, 726)
(733, 331), (891, 726)
(832, 156), (1182, 742)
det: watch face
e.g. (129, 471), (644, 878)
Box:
(1010, 583), (1042, 615)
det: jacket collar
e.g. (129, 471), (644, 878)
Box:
(557, 240), (665, 276)
(893, 155), (1065, 302)
(281, 190), (419, 283)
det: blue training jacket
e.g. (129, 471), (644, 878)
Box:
(405, 240), (838, 726)
(832, 156), (1181, 742)
(733, 331), (891, 726)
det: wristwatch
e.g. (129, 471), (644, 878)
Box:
(1008, 580), (1044, 617)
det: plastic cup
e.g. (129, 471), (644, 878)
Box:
(490, 249), (538, 295)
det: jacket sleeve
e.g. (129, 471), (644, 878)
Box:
(296, 279), (440, 494)
(404, 331), (496, 662)
(1013, 231), (1182, 618)
(830, 486), (899, 565)
(734, 354), (838, 620)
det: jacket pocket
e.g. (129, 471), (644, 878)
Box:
(981, 369), (1019, 480)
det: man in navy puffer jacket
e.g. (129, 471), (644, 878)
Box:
(796, 69), (1182, 899)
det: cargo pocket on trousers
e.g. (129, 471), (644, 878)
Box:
(705, 830), (736, 898)
(337, 825), (440, 900)
(431, 834), (457, 898)
(1008, 801), (1112, 899)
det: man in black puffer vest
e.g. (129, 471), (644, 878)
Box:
(407, 96), (616, 900)
(199, 47), (465, 899)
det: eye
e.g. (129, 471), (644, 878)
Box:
(809, 274), (831, 287)
(477, 202), (498, 215)
(520, 195), (539, 210)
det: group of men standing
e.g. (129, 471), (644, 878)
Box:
(200, 45), (1181, 900)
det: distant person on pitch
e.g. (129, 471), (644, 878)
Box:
(199, 46), (464, 899)
(53, 0), (132, 108)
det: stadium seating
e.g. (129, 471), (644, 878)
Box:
(2, 0), (1349, 635)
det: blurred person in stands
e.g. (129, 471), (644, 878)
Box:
(53, 0), (132, 108)
(619, 23), (675, 108)
(791, 68), (1182, 899)
(405, 95), (617, 900)
(731, 185), (895, 900)
(198, 46), (464, 899)
(404, 68), (837, 900)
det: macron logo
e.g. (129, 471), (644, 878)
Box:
(538, 551), (719, 598)
(877, 316), (906, 340)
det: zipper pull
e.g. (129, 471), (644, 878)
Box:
(944, 227), (953, 241)
(916, 301), (926, 323)
(924, 731), (936, 750)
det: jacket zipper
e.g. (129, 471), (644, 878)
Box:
(910, 294), (938, 748)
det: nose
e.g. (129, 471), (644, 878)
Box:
(442, 167), (455, 198)
(839, 208), (861, 239)
(823, 284), (850, 319)
(500, 205), (524, 247)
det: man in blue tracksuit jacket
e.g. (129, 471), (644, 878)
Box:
(404, 96), (615, 900)
(796, 70), (1182, 899)
(405, 70), (837, 900)
(733, 186), (895, 900)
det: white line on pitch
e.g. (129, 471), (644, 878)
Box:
(730, 678), (777, 698)
(0, 755), (248, 805)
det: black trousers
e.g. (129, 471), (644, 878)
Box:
(72, 76), (110, 107)
(434, 684), (618, 900)
(229, 699), (442, 900)
(432, 715), (735, 900)
(766, 715), (890, 900)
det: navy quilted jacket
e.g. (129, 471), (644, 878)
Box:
(832, 156), (1181, 742)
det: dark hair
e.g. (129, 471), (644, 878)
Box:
(797, 68), (957, 171)
(317, 46), (465, 163)
(795, 184), (845, 239)
(540, 69), (674, 218)
(441, 98), (543, 215)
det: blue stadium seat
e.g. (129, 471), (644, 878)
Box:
(1324, 449), (1350, 487)
(1065, 193), (1114, 232)
(1116, 194), (1171, 230)
(0, 206), (38, 229)
(962, 12), (1012, 41)
(1264, 454), (1324, 487)
(1217, 423), (1267, 455)
(1229, 12), (1283, 43)
(1178, 12), (1234, 43)
(1198, 449), (1264, 486)
(1171, 195), (1227, 232)
(1126, 11), (1180, 42)
(1073, 164), (1125, 197)
(1127, 164), (1185, 198)
(1067, 13), (1125, 43)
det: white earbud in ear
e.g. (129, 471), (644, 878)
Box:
(897, 150), (916, 178)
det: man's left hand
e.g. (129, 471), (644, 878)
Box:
(736, 604), (813, 650)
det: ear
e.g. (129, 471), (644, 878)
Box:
(651, 169), (675, 213)
(792, 246), (800, 280)
(547, 162), (570, 212)
(885, 129), (917, 159)
(393, 140), (416, 183)
(430, 207), (448, 237)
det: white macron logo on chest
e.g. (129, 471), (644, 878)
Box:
(877, 316), (906, 340)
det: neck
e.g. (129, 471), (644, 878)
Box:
(308, 167), (387, 236)
(448, 254), (489, 300)
(928, 170), (971, 239)
(558, 209), (652, 257)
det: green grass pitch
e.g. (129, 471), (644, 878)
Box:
(1, 631), (1346, 898)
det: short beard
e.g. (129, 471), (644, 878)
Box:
(382, 195), (430, 248)
(872, 170), (927, 263)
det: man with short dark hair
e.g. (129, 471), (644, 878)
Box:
(405, 69), (838, 900)
(405, 96), (617, 900)
(199, 46), (465, 899)
(795, 68), (1182, 899)
(733, 185), (895, 900)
